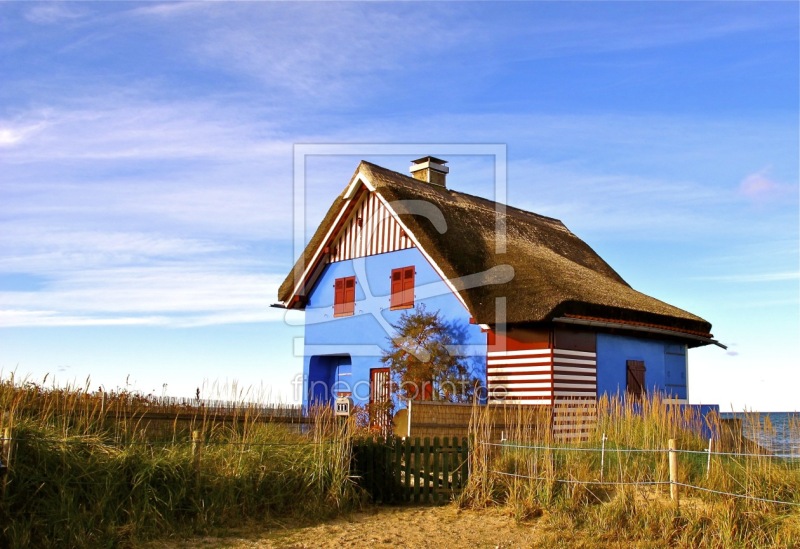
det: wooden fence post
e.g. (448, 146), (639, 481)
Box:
(600, 432), (607, 482)
(192, 430), (203, 496)
(1, 426), (12, 498)
(668, 438), (679, 506)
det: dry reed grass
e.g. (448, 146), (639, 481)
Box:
(460, 394), (800, 547)
(0, 374), (360, 548)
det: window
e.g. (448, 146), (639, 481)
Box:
(390, 266), (415, 310)
(334, 276), (356, 317)
(626, 360), (646, 398)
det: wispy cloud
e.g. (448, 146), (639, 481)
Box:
(0, 267), (286, 328)
(1, 95), (297, 245)
(739, 168), (796, 204)
(123, 2), (795, 104)
(505, 4), (795, 59)
(693, 272), (799, 283)
(0, 310), (169, 328)
(128, 2), (210, 18)
(1, 99), (285, 163)
(0, 229), (234, 270)
(129, 3), (469, 103)
(24, 3), (90, 25)
(491, 150), (737, 239)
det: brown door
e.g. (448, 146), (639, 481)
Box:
(626, 360), (646, 398)
(369, 368), (391, 434)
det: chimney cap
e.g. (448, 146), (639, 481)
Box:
(411, 156), (448, 166)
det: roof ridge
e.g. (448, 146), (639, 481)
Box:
(359, 160), (566, 228)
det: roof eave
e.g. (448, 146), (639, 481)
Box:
(278, 168), (374, 306)
(553, 316), (726, 349)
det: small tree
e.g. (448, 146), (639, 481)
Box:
(380, 304), (480, 403)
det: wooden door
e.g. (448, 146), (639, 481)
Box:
(369, 367), (391, 434)
(626, 360), (646, 398)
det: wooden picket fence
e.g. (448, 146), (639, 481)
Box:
(351, 436), (470, 504)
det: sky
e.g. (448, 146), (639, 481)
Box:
(1, 1), (798, 411)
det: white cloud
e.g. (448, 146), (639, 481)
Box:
(1, 100), (285, 163)
(0, 128), (23, 146)
(0, 120), (48, 148)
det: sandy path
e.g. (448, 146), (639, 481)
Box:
(146, 505), (590, 549)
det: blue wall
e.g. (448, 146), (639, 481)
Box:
(596, 333), (687, 400)
(302, 247), (487, 408)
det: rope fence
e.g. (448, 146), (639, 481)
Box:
(494, 470), (670, 487)
(482, 435), (800, 508)
(484, 441), (666, 453)
(672, 482), (800, 507)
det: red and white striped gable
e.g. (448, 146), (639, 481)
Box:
(328, 190), (414, 262)
(284, 173), (440, 309)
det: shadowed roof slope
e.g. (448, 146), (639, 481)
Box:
(278, 161), (712, 338)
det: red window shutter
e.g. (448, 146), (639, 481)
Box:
(343, 277), (355, 315)
(334, 278), (344, 316)
(334, 276), (355, 317)
(402, 267), (415, 308)
(390, 269), (403, 309)
(391, 266), (415, 310)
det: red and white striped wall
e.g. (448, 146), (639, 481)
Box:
(487, 347), (596, 404)
(487, 343), (597, 440)
(486, 348), (597, 440)
(329, 191), (414, 262)
(552, 349), (597, 441)
(552, 349), (597, 399)
(487, 348), (554, 405)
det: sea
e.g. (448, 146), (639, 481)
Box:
(720, 412), (800, 457)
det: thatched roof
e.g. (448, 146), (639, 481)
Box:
(278, 161), (713, 340)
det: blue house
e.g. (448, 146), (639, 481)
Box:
(277, 157), (723, 431)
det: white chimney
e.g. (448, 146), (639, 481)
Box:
(410, 156), (449, 188)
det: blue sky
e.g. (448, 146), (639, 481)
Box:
(1, 2), (797, 410)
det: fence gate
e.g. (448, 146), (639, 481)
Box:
(351, 436), (470, 504)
